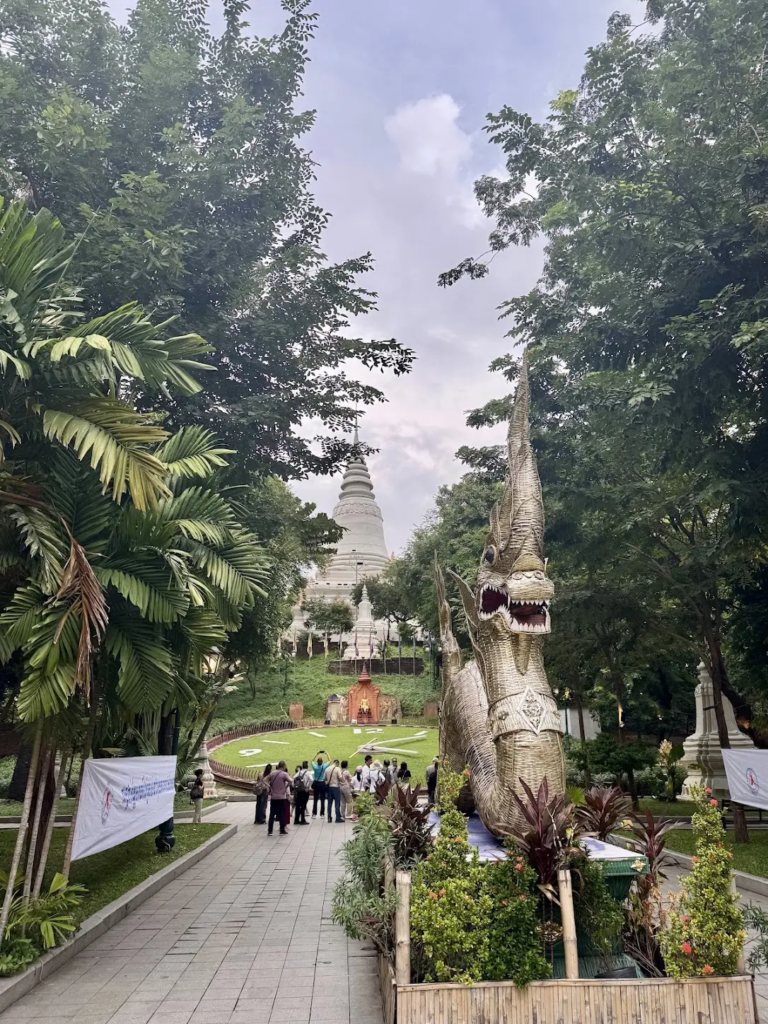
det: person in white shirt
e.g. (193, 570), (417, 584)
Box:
(369, 760), (385, 792)
(360, 754), (373, 792)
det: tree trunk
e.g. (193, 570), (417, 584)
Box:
(33, 750), (70, 898)
(8, 741), (33, 802)
(22, 744), (52, 908)
(190, 705), (218, 760)
(62, 683), (99, 878)
(0, 722), (42, 949)
(626, 766), (640, 811)
(701, 610), (748, 843)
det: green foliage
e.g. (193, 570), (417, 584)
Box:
(385, 785), (433, 868)
(213, 653), (436, 731)
(331, 811), (396, 955)
(436, 762), (469, 813)
(0, 0), (412, 482)
(570, 735), (656, 805)
(483, 855), (551, 986)
(577, 861), (624, 969)
(410, 873), (493, 985)
(0, 868), (85, 969)
(660, 787), (745, 977)
(304, 599), (354, 638)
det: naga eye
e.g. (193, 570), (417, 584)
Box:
(484, 547), (496, 564)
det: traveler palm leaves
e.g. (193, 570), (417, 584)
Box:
(0, 199), (269, 720)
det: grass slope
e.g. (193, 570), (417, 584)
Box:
(213, 652), (437, 733)
(212, 724), (439, 783)
(0, 794), (218, 817)
(665, 828), (768, 878)
(0, 823), (224, 925)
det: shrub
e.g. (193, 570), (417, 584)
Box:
(660, 786), (745, 978)
(410, 873), (493, 984)
(483, 855), (551, 986)
(577, 860), (624, 972)
(0, 871), (85, 975)
(436, 761), (468, 812)
(331, 811), (396, 955)
(386, 784), (433, 867)
(576, 786), (632, 841)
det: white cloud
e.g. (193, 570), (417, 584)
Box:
(385, 93), (473, 178)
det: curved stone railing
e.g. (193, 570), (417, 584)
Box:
(206, 719), (324, 787)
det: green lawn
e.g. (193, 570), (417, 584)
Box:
(212, 651), (437, 733)
(212, 724), (439, 783)
(638, 798), (697, 818)
(665, 828), (768, 878)
(0, 823), (224, 925)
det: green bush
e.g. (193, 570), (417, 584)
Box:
(577, 860), (624, 970)
(484, 855), (551, 985)
(331, 811), (396, 955)
(0, 870), (85, 975)
(660, 786), (745, 978)
(410, 873), (493, 985)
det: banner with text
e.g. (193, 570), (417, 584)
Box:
(723, 750), (768, 811)
(71, 755), (177, 861)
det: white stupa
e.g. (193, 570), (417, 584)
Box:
(306, 428), (390, 601)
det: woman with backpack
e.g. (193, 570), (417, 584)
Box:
(293, 761), (312, 825)
(190, 768), (205, 823)
(253, 763), (272, 824)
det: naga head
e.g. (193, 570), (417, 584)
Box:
(450, 350), (553, 664)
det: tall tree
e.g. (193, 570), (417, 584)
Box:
(443, 0), (768, 840)
(0, 0), (413, 479)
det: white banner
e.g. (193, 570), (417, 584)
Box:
(71, 756), (177, 862)
(723, 750), (768, 811)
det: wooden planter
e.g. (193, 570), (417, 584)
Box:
(383, 869), (758, 1024)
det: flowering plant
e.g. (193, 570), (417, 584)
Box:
(660, 786), (745, 978)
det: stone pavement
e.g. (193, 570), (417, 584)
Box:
(0, 803), (382, 1024)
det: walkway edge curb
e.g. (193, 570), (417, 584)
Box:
(665, 848), (768, 898)
(610, 833), (768, 898)
(0, 822), (238, 1015)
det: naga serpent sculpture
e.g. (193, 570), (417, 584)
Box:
(435, 350), (565, 834)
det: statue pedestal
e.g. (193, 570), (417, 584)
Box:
(680, 662), (754, 801)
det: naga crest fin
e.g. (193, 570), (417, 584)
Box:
(434, 554), (453, 643)
(486, 348), (546, 573)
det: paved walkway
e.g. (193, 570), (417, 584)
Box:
(0, 804), (382, 1024)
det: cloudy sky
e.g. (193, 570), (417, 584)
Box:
(111, 0), (641, 552)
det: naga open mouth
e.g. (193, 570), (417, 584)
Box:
(479, 585), (550, 633)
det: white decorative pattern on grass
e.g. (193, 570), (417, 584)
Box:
(262, 740), (289, 745)
(239, 749), (262, 756)
(308, 731), (327, 738)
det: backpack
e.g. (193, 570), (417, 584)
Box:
(295, 770), (312, 794)
(190, 782), (204, 801)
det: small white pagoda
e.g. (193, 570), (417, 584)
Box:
(679, 662), (755, 801)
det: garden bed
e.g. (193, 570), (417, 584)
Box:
(0, 823), (224, 928)
(378, 954), (758, 1024)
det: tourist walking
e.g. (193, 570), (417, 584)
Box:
(190, 768), (205, 823)
(311, 751), (328, 818)
(267, 760), (292, 836)
(339, 760), (354, 819)
(325, 759), (344, 823)
(369, 759), (386, 792)
(293, 761), (312, 825)
(350, 764), (364, 815)
(426, 757), (439, 806)
(361, 754), (373, 792)
(253, 763), (272, 825)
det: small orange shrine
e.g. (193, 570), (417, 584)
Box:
(348, 669), (380, 724)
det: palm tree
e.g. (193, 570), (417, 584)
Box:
(0, 200), (268, 942)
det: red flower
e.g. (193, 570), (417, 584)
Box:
(515, 863), (525, 873)
(425, 855), (431, 861)
(681, 942), (692, 955)
(501, 900), (508, 906)
(702, 965), (714, 975)
(710, 799), (718, 807)
(691, 856), (698, 864)
(429, 891), (437, 900)
(705, 787), (713, 795)
(438, 888), (445, 897)
(682, 916), (690, 925)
